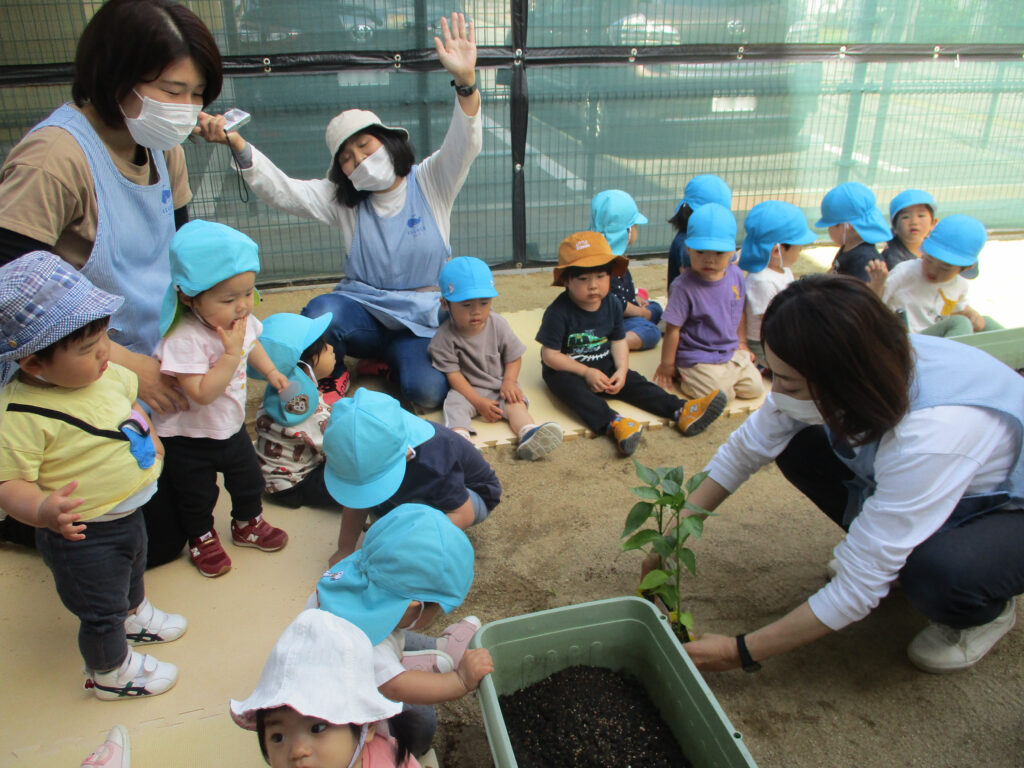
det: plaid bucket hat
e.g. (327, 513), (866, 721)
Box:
(0, 252), (123, 386)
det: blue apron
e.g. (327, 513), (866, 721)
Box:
(31, 104), (175, 355)
(335, 166), (449, 337)
(830, 334), (1024, 531)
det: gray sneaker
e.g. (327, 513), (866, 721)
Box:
(517, 421), (563, 461)
(907, 600), (1016, 673)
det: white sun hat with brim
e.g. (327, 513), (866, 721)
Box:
(325, 109), (409, 173)
(229, 609), (402, 731)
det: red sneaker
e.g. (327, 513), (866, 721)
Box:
(355, 358), (392, 380)
(189, 529), (231, 577)
(231, 514), (288, 552)
(317, 370), (350, 406)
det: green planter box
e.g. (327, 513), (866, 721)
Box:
(470, 596), (758, 768)
(951, 326), (1024, 369)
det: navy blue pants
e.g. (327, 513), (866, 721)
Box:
(37, 511), (146, 671)
(777, 425), (1024, 629)
(302, 291), (448, 411)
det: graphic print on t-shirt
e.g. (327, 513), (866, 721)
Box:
(566, 330), (609, 363)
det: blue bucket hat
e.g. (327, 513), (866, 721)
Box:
(322, 389), (436, 509)
(739, 201), (817, 273)
(159, 220), (261, 336)
(889, 189), (937, 222)
(921, 215), (986, 278)
(685, 203), (738, 252)
(815, 182), (892, 244)
(676, 174), (732, 215)
(0, 252), (123, 386)
(316, 503), (475, 645)
(250, 312), (334, 426)
(439, 257), (499, 303)
(590, 190), (648, 256)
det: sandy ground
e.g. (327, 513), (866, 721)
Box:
(255, 257), (1024, 768)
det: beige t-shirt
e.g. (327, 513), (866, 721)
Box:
(0, 105), (191, 268)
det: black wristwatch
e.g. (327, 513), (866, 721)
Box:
(450, 79), (477, 97)
(735, 634), (762, 672)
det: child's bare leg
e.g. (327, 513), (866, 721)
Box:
(626, 331), (643, 350)
(505, 402), (532, 436)
(446, 497), (476, 530)
(331, 507), (369, 565)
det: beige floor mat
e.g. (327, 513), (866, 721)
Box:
(413, 300), (766, 449)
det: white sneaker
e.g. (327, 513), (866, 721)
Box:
(907, 600), (1017, 673)
(125, 598), (187, 645)
(85, 650), (178, 700)
(517, 422), (563, 461)
(81, 725), (130, 767)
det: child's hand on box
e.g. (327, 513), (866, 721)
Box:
(455, 647), (494, 692)
(39, 481), (86, 541)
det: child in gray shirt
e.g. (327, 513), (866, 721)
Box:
(429, 257), (562, 460)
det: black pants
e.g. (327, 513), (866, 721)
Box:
(267, 463), (339, 510)
(142, 426), (264, 566)
(777, 425), (1024, 628)
(542, 361), (685, 434)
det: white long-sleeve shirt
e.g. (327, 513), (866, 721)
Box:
(240, 99), (482, 254)
(706, 394), (1018, 630)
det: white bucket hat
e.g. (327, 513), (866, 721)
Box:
(325, 109), (409, 173)
(229, 609), (402, 731)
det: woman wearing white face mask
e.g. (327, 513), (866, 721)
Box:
(662, 275), (1024, 676)
(197, 13), (482, 412)
(0, 0), (222, 416)
(0, 0), (222, 559)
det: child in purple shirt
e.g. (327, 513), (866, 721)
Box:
(654, 203), (764, 402)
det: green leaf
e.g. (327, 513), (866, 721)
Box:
(677, 611), (695, 631)
(651, 536), (675, 559)
(678, 547), (697, 576)
(683, 500), (713, 517)
(633, 460), (660, 487)
(621, 502), (654, 537)
(632, 486), (662, 501)
(660, 477), (682, 496)
(661, 583), (680, 613)
(638, 569), (669, 592)
(680, 516), (704, 539)
(664, 466), (685, 486)
(685, 470), (709, 494)
(621, 528), (662, 551)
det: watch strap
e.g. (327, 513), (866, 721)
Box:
(450, 79), (477, 97)
(736, 633), (762, 672)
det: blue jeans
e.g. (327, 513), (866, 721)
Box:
(36, 511), (146, 671)
(623, 300), (663, 351)
(302, 292), (448, 411)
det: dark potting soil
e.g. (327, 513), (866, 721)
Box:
(499, 665), (693, 768)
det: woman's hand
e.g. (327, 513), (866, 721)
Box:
(684, 633), (743, 672)
(434, 12), (476, 85)
(194, 112), (246, 153)
(131, 354), (189, 415)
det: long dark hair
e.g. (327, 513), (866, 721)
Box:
(761, 274), (913, 446)
(667, 202), (692, 234)
(72, 0), (222, 129)
(327, 126), (416, 207)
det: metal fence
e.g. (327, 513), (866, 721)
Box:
(1, 0), (1022, 281)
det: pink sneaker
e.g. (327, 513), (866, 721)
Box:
(401, 648), (454, 673)
(437, 615), (482, 667)
(81, 725), (130, 767)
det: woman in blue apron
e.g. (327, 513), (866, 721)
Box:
(0, 0), (223, 559)
(198, 13), (482, 412)
(673, 275), (1023, 674)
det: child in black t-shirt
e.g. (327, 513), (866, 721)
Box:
(535, 231), (726, 456)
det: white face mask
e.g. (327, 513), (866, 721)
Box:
(772, 392), (824, 425)
(347, 145), (397, 192)
(121, 90), (201, 151)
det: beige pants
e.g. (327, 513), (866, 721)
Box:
(678, 349), (765, 401)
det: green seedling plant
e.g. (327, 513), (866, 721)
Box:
(621, 459), (712, 642)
